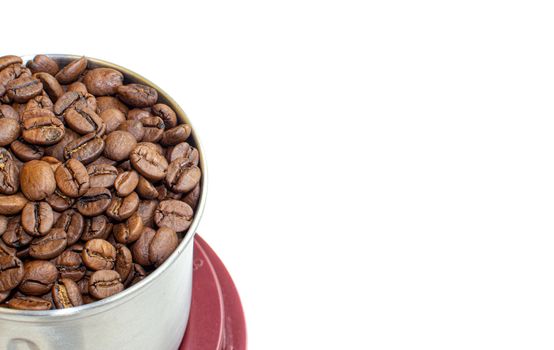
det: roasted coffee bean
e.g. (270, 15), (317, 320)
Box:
(54, 209), (85, 246)
(96, 96), (128, 115)
(24, 93), (54, 112)
(117, 119), (145, 142)
(0, 216), (9, 237)
(0, 56), (23, 71)
(55, 159), (90, 198)
(42, 155), (63, 173)
(0, 193), (28, 215)
(76, 187), (112, 216)
(64, 107), (105, 135)
(136, 199), (158, 228)
(20, 160), (57, 201)
(53, 91), (96, 116)
(0, 118), (21, 146)
(83, 68), (124, 96)
(55, 57), (87, 84)
(89, 269), (123, 299)
(114, 170), (139, 197)
(52, 278), (83, 309)
(3, 217), (32, 248)
(149, 227), (178, 267)
(78, 270), (92, 295)
(88, 155), (118, 167)
(21, 202), (54, 236)
(127, 109), (151, 121)
(43, 128), (78, 162)
(124, 263), (147, 287)
(183, 184), (201, 210)
(81, 215), (112, 241)
(155, 199), (194, 232)
(99, 108), (126, 133)
(54, 249), (85, 281)
(106, 192), (139, 221)
(165, 158), (201, 193)
(114, 244), (133, 282)
(130, 144), (168, 181)
(160, 124), (192, 146)
(29, 228), (67, 259)
(166, 142), (199, 164)
(117, 84), (158, 107)
(114, 213), (143, 244)
(6, 295), (51, 310)
(46, 190), (74, 212)
(140, 116), (165, 142)
(64, 132), (104, 164)
(11, 140), (44, 161)
(67, 81), (88, 94)
(34, 72), (64, 102)
(151, 104), (177, 129)
(0, 255), (24, 292)
(103, 130), (136, 161)
(6, 76), (43, 103)
(136, 176), (158, 199)
(0, 64), (30, 98)
(87, 164), (118, 188)
(27, 55), (59, 76)
(0, 148), (19, 194)
(82, 239), (115, 271)
(0, 105), (19, 120)
(22, 116), (65, 146)
(130, 227), (155, 266)
(21, 107), (54, 121)
(19, 260), (58, 295)
(156, 185), (182, 201)
(137, 141), (164, 155)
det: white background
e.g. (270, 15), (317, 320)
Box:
(3, 0), (554, 349)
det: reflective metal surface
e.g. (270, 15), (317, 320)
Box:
(0, 54), (207, 350)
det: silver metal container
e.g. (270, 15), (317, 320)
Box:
(0, 55), (207, 350)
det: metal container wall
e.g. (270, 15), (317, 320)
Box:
(0, 55), (207, 350)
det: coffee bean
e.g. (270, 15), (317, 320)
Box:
(156, 184), (182, 201)
(99, 108), (126, 133)
(64, 107), (105, 135)
(106, 192), (139, 221)
(22, 116), (65, 146)
(0, 193), (28, 215)
(76, 187), (112, 216)
(103, 130), (137, 161)
(55, 159), (90, 198)
(87, 164), (118, 188)
(53, 249), (85, 281)
(6, 76), (43, 103)
(81, 215), (112, 241)
(127, 108), (152, 121)
(152, 104), (177, 129)
(82, 239), (115, 271)
(117, 119), (145, 142)
(0, 64), (30, 98)
(3, 216), (32, 249)
(136, 176), (158, 199)
(137, 141), (164, 155)
(140, 116), (165, 143)
(46, 190), (74, 212)
(136, 199), (158, 228)
(21, 202), (54, 236)
(0, 105), (19, 120)
(20, 160), (57, 201)
(19, 260), (58, 295)
(165, 158), (201, 193)
(0, 148), (19, 194)
(0, 255), (24, 291)
(29, 228), (67, 260)
(130, 144), (168, 181)
(24, 93), (53, 112)
(67, 81), (88, 94)
(43, 128), (79, 161)
(124, 263), (147, 287)
(0, 56), (22, 71)
(78, 270), (92, 295)
(54, 209), (84, 246)
(64, 132), (105, 164)
(34, 72), (64, 102)
(6, 295), (52, 310)
(52, 278), (83, 309)
(160, 124), (192, 146)
(114, 213), (144, 244)
(183, 184), (201, 210)
(149, 227), (178, 267)
(89, 269), (123, 299)
(83, 68), (124, 96)
(117, 84), (158, 107)
(114, 170), (139, 197)
(11, 140), (44, 161)
(0, 118), (21, 146)
(96, 96), (129, 115)
(54, 91), (96, 116)
(130, 227), (155, 266)
(27, 55), (59, 76)
(114, 244), (133, 282)
(55, 57), (87, 84)
(166, 142), (199, 164)
(0, 216), (9, 237)
(155, 199), (193, 232)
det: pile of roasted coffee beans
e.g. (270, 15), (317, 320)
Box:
(0, 55), (201, 310)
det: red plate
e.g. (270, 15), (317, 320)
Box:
(180, 235), (247, 350)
